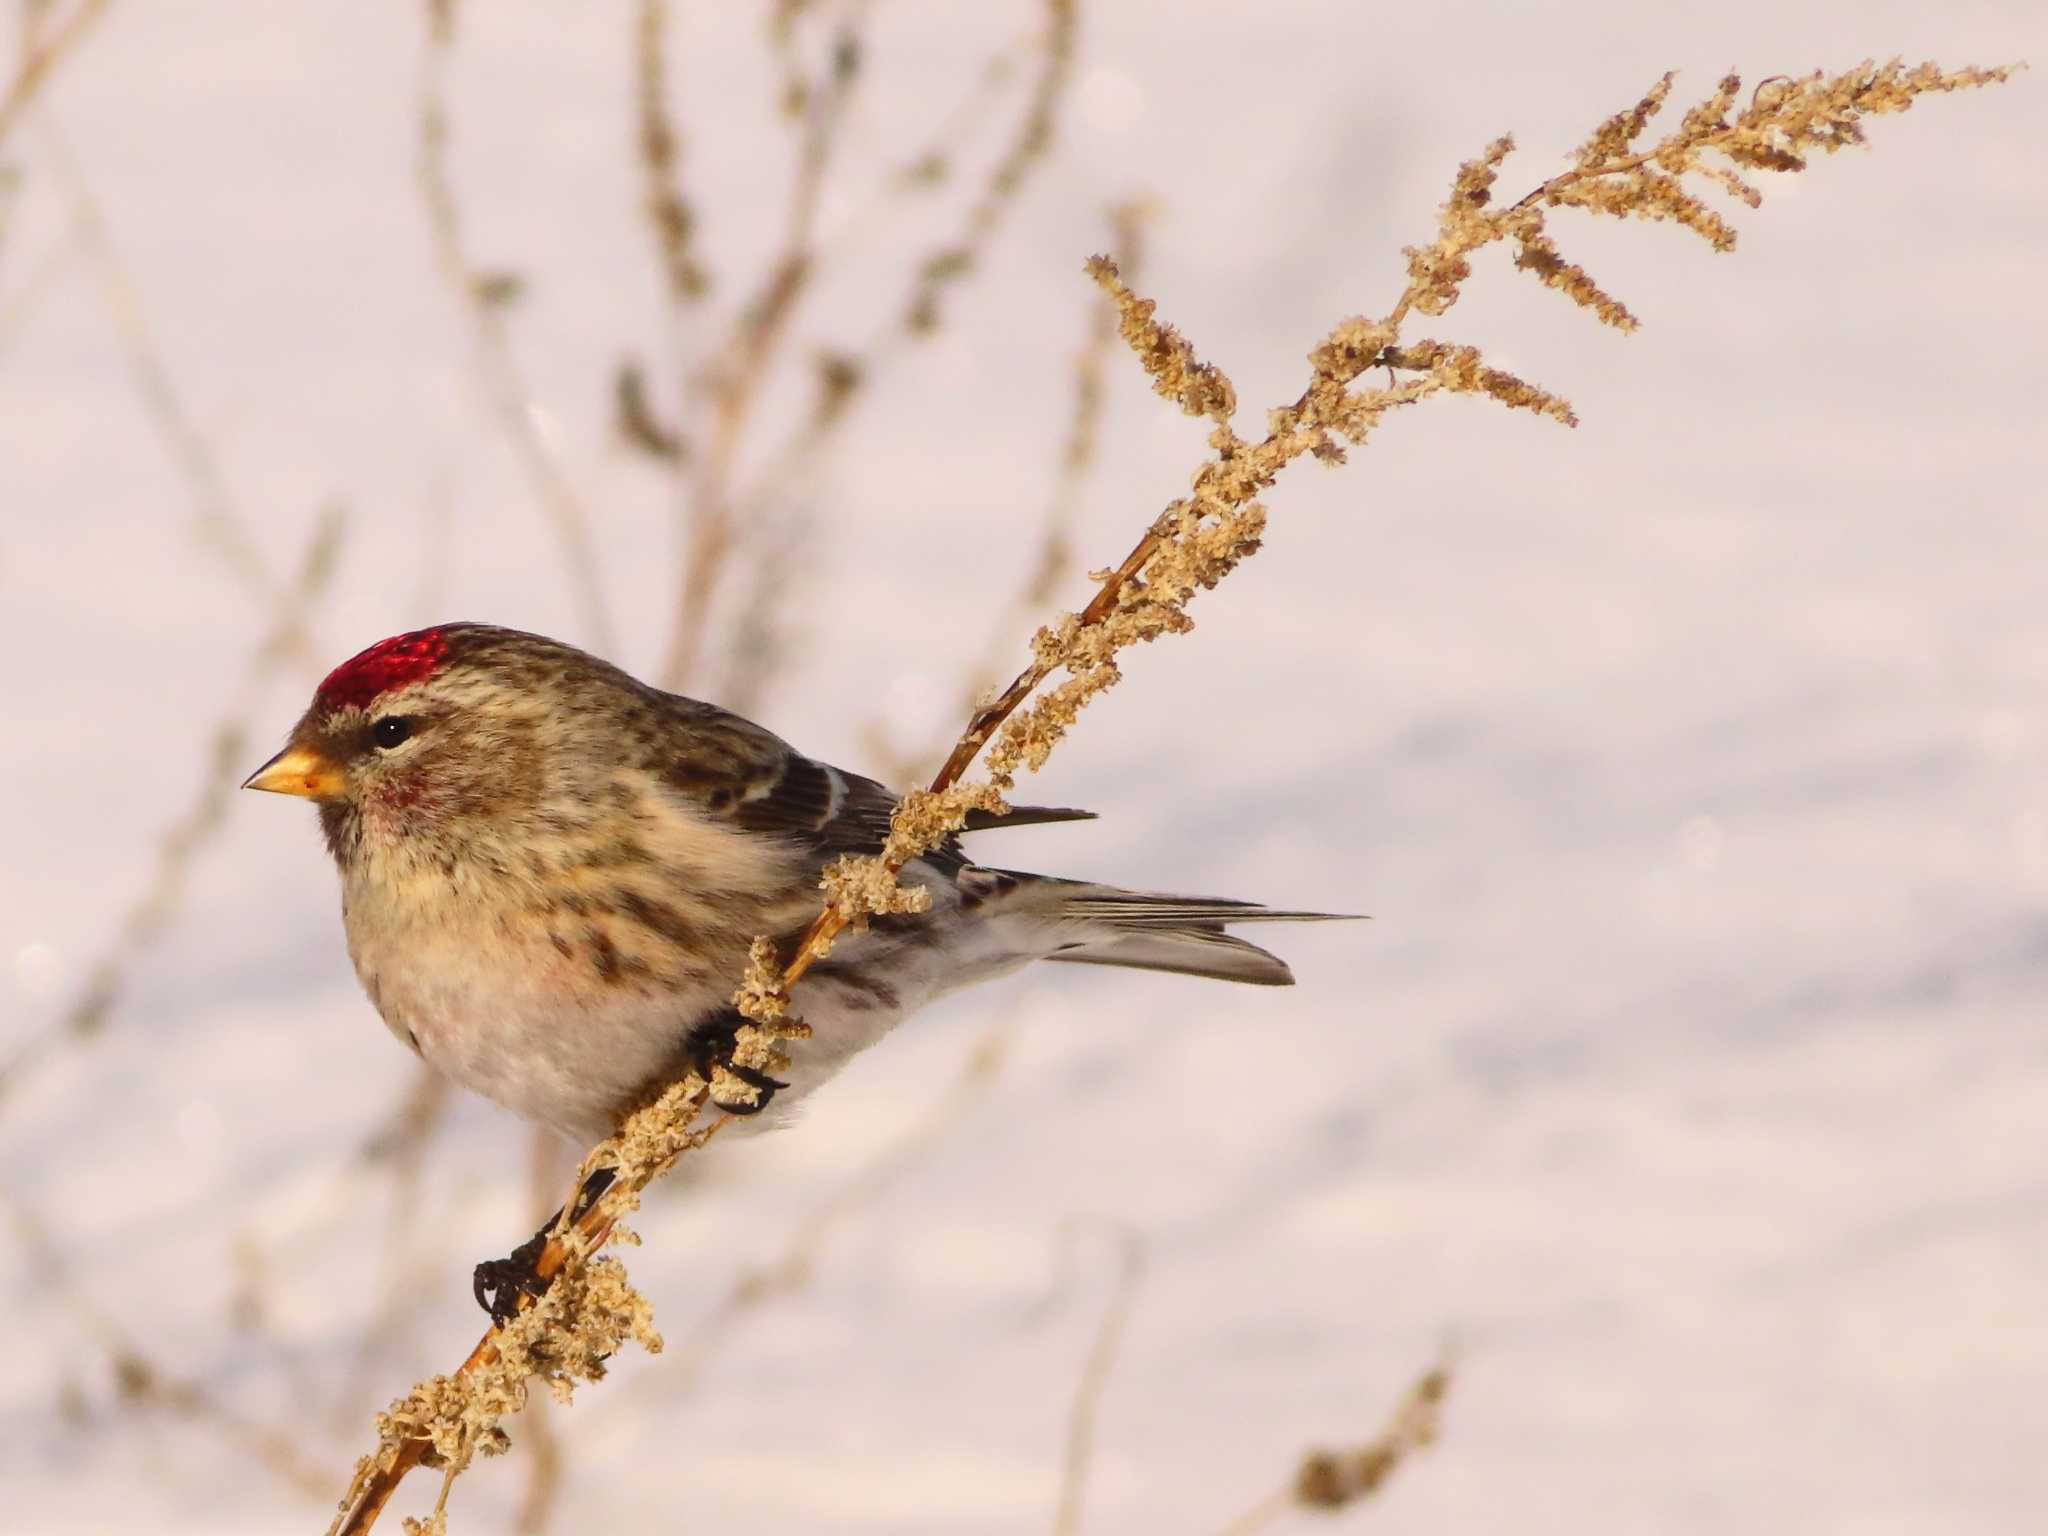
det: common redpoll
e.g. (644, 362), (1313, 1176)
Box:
(246, 623), (1345, 1145)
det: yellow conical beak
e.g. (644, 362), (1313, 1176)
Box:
(242, 743), (345, 800)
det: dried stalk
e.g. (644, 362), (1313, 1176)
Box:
(327, 60), (2010, 1532)
(0, 0), (109, 147)
(736, 0), (1079, 513)
(655, 0), (872, 691)
(653, 1011), (1016, 1395)
(0, 215), (78, 361)
(703, 0), (1081, 721)
(865, 196), (1144, 784)
(1214, 1361), (1452, 1536)
(0, 505), (345, 1111)
(40, 120), (319, 639)
(332, 1069), (452, 1430)
(635, 0), (708, 309)
(417, 0), (615, 656)
(1051, 1224), (1147, 1536)
(3, 1188), (332, 1499)
(902, 0), (1076, 334)
(510, 1130), (569, 1535)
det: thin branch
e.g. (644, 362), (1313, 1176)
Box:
(634, 0), (709, 309)
(864, 195), (1145, 784)
(331, 1068), (452, 1427)
(0, 215), (79, 362)
(2, 1187), (332, 1499)
(0, 0), (109, 148)
(734, 0), (1079, 522)
(902, 0), (1076, 335)
(416, 0), (615, 654)
(39, 120), (317, 640)
(657, 1012), (1016, 1393)
(1214, 1361), (1452, 1536)
(0, 504), (345, 1112)
(655, 0), (872, 691)
(1051, 1224), (1147, 1536)
(326, 59), (2013, 1531)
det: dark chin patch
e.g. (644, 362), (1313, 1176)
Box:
(319, 799), (360, 861)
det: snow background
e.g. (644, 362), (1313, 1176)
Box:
(2, 2), (2043, 1532)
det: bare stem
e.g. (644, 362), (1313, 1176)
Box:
(0, 0), (110, 147)
(417, 0), (616, 655)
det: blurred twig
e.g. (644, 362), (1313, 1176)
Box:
(809, 26), (1030, 278)
(658, 1012), (1017, 1393)
(655, 0), (872, 691)
(1214, 1361), (1452, 1536)
(417, 0), (615, 655)
(513, 1127), (572, 1535)
(0, 0), (108, 148)
(1051, 1222), (1147, 1536)
(867, 196), (1144, 782)
(332, 1067), (452, 1426)
(902, 0), (1074, 336)
(0, 505), (345, 1111)
(2, 1187), (332, 1498)
(0, 212), (76, 360)
(635, 0), (708, 311)
(738, 0), (1078, 513)
(40, 120), (319, 642)
(706, 0), (1079, 717)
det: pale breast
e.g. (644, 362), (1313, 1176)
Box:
(339, 831), (746, 1138)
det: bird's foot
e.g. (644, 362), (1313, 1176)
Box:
(708, 1060), (789, 1116)
(472, 1232), (550, 1327)
(471, 1166), (618, 1327)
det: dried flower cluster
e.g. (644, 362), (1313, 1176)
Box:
(1216, 1361), (1453, 1536)
(1293, 1363), (1450, 1509)
(330, 59), (2011, 1532)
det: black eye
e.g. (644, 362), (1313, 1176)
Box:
(372, 716), (416, 750)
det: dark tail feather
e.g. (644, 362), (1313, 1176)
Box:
(1032, 882), (1361, 987)
(961, 804), (1098, 833)
(1043, 927), (1301, 986)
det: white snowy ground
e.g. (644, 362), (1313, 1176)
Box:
(2, 3), (2044, 1532)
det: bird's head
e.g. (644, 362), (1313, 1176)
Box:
(244, 624), (613, 866)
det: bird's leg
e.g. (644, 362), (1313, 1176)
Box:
(472, 1164), (618, 1326)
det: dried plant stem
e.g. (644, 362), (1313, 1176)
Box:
(511, 1127), (572, 1534)
(0, 0), (108, 147)
(417, 0), (615, 656)
(329, 60), (2009, 1531)
(0, 217), (79, 360)
(737, 0), (1078, 511)
(2, 1188), (332, 1499)
(656, 0), (871, 692)
(821, 30), (1028, 262)
(902, 0), (1076, 335)
(1052, 1225), (1147, 1536)
(668, 0), (1071, 700)
(0, 506), (344, 1112)
(968, 197), (1141, 710)
(1214, 1362), (1452, 1536)
(634, 0), (708, 310)
(865, 197), (1145, 785)
(650, 1012), (1015, 1396)
(40, 120), (319, 640)
(334, 1068), (452, 1425)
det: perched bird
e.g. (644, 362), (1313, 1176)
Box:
(246, 622), (1345, 1146)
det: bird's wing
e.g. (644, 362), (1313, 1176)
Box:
(652, 696), (1091, 866)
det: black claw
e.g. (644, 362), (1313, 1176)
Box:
(473, 1231), (549, 1327)
(711, 1062), (789, 1115)
(471, 1166), (621, 1326)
